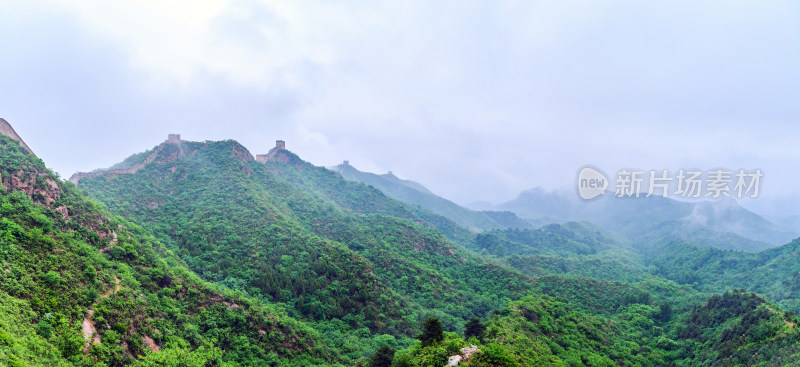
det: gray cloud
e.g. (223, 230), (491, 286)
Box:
(1, 1), (799, 207)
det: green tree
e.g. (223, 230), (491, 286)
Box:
(656, 300), (673, 324)
(417, 318), (444, 347)
(368, 344), (395, 367)
(464, 317), (485, 340)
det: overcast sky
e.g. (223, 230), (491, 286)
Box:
(1, 0), (799, 207)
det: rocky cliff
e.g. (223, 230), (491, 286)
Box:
(0, 118), (35, 155)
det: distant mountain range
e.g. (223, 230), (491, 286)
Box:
(6, 117), (800, 365)
(331, 162), (798, 252)
(330, 161), (532, 231)
(492, 188), (798, 251)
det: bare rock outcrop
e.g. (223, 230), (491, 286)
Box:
(0, 170), (68, 219)
(0, 118), (35, 156)
(0, 119), (69, 217)
(82, 310), (102, 354)
(232, 143), (255, 162)
(0, 170), (61, 206)
(446, 345), (480, 366)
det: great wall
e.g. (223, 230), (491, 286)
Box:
(0, 118), (288, 185)
(69, 135), (287, 184)
(255, 139), (285, 163)
(68, 134), (186, 184)
(0, 118), (35, 156)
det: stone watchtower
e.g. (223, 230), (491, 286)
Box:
(256, 140), (287, 163)
(167, 134), (181, 144)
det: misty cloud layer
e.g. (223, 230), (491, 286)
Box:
(1, 0), (799, 207)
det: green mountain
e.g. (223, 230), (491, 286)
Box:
(8, 120), (800, 366)
(0, 133), (338, 366)
(73, 137), (543, 361)
(675, 289), (800, 366)
(393, 286), (800, 366)
(332, 166), (795, 252)
(644, 238), (800, 313)
(394, 293), (675, 366)
(459, 210), (800, 316)
(331, 162), (531, 231)
(73, 135), (800, 365)
(496, 188), (796, 251)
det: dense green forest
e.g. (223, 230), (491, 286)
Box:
(0, 135), (340, 365)
(4, 133), (800, 366)
(76, 140), (538, 359)
(467, 219), (800, 315)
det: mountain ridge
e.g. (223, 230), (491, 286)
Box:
(0, 127), (340, 365)
(331, 161), (532, 231)
(496, 187), (796, 251)
(73, 136), (547, 361)
(0, 118), (34, 156)
(7, 117), (800, 365)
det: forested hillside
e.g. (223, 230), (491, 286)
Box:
(0, 134), (338, 366)
(76, 139), (539, 360)
(6, 129), (800, 366)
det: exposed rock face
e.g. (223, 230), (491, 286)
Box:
(447, 355), (462, 366)
(1, 170), (60, 206)
(0, 169), (68, 218)
(231, 143), (254, 162)
(82, 310), (101, 354)
(142, 335), (160, 352)
(0, 120), (69, 217)
(461, 345), (479, 360)
(0, 118), (35, 156)
(446, 345), (480, 366)
(83, 275), (123, 354)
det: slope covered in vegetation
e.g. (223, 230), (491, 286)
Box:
(392, 290), (800, 366)
(0, 134), (337, 366)
(76, 140), (540, 360)
(13, 131), (800, 366)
